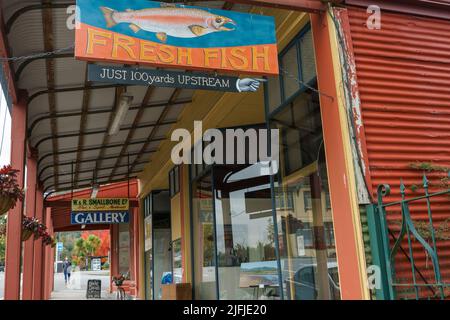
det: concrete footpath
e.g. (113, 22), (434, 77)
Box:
(51, 269), (114, 300)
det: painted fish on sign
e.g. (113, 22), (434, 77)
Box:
(75, 0), (279, 75)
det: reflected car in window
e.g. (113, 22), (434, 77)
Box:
(284, 262), (340, 300)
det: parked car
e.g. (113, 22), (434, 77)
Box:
(0, 265), (5, 272)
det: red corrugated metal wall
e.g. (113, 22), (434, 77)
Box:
(347, 7), (450, 298)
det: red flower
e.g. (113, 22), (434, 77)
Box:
(0, 165), (24, 206)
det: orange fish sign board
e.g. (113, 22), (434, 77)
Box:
(75, 0), (279, 76)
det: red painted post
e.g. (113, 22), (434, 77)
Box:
(32, 187), (44, 299)
(22, 148), (38, 300)
(133, 207), (140, 297)
(42, 207), (53, 300)
(110, 225), (118, 293)
(47, 213), (55, 299)
(310, 13), (369, 299)
(129, 210), (135, 282)
(4, 91), (27, 300)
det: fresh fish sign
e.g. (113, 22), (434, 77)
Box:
(75, 0), (279, 76)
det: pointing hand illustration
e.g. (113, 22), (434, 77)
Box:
(236, 78), (266, 92)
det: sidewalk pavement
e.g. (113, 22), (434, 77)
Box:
(51, 289), (115, 300)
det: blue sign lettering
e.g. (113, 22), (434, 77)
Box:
(71, 211), (130, 225)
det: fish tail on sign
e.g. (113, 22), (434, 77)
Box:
(100, 7), (117, 28)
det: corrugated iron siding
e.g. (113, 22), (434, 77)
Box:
(347, 7), (450, 299)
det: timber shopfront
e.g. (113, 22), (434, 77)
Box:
(7, 0), (442, 302)
(185, 28), (340, 300)
(139, 9), (369, 299)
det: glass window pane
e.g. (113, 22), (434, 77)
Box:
(274, 90), (321, 176)
(269, 89), (340, 300)
(169, 170), (174, 196)
(214, 165), (280, 300)
(153, 228), (172, 300)
(176, 166), (180, 193)
(144, 211), (152, 299)
(267, 76), (282, 114)
(282, 45), (300, 100)
(192, 174), (217, 299)
(300, 30), (316, 84)
(118, 223), (130, 275)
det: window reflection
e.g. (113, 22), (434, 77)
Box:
(192, 173), (217, 300)
(270, 89), (340, 300)
(214, 165), (279, 300)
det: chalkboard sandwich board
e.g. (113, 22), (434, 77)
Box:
(86, 279), (102, 299)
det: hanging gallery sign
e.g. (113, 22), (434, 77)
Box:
(88, 64), (265, 92)
(75, 0), (279, 76)
(71, 198), (129, 225)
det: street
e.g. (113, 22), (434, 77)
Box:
(1, 270), (111, 300)
(52, 269), (111, 300)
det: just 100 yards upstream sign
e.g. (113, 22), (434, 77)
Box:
(71, 198), (130, 225)
(88, 64), (265, 93)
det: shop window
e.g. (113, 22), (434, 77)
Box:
(143, 190), (171, 300)
(281, 44), (300, 99)
(189, 125), (279, 300)
(303, 191), (312, 210)
(169, 166), (180, 198)
(266, 25), (340, 300)
(191, 173), (217, 300)
(267, 76), (282, 114)
(300, 30), (316, 84)
(267, 25), (316, 117)
(118, 223), (130, 276)
(143, 193), (153, 300)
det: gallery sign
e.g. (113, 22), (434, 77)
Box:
(71, 198), (129, 225)
(71, 211), (130, 225)
(75, 0), (279, 76)
(88, 64), (265, 92)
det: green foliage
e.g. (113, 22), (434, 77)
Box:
(408, 162), (450, 192)
(414, 219), (450, 241)
(409, 162), (450, 173)
(85, 234), (101, 257)
(71, 234), (102, 270)
(0, 216), (6, 263)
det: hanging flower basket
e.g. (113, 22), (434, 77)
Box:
(22, 216), (40, 242)
(0, 165), (24, 216)
(21, 229), (33, 241)
(41, 231), (55, 247)
(34, 222), (47, 240)
(0, 195), (14, 215)
(21, 215), (55, 245)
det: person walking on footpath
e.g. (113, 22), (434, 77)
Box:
(63, 257), (72, 285)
